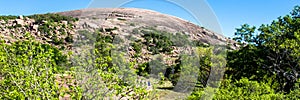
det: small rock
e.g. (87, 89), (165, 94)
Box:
(19, 15), (24, 20)
(42, 20), (48, 23)
(69, 31), (75, 35)
(54, 30), (60, 34)
(25, 17), (30, 20)
(86, 22), (98, 29)
(0, 20), (6, 24)
(59, 94), (71, 100)
(32, 25), (39, 31)
(62, 21), (68, 25)
(37, 32), (41, 36)
(15, 19), (24, 26)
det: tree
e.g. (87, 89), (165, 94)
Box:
(0, 35), (81, 99)
(227, 5), (300, 93)
(233, 24), (256, 44)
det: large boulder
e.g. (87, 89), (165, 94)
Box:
(15, 19), (24, 26)
(32, 25), (39, 31)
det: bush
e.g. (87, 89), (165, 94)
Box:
(28, 13), (78, 24)
(0, 15), (18, 21)
(188, 78), (285, 100)
(130, 42), (142, 54)
(141, 29), (173, 54)
(136, 62), (150, 77)
(0, 38), (81, 99)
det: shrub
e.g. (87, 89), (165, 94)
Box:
(0, 38), (80, 99)
(130, 42), (142, 54)
(28, 13), (78, 24)
(136, 62), (150, 77)
(0, 15), (18, 21)
(141, 29), (173, 54)
(117, 18), (126, 21)
(188, 78), (285, 100)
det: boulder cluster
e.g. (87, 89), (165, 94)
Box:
(0, 16), (36, 43)
(0, 15), (76, 50)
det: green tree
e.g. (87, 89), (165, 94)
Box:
(0, 35), (81, 99)
(227, 5), (300, 93)
(233, 24), (256, 44)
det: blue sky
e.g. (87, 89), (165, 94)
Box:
(0, 0), (298, 37)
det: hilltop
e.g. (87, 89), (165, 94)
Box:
(58, 8), (238, 48)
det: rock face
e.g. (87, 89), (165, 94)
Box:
(57, 8), (238, 49)
(0, 8), (239, 66)
(57, 8), (241, 77)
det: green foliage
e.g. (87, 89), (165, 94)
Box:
(0, 37), (80, 99)
(136, 62), (150, 77)
(188, 5), (300, 100)
(26, 13), (77, 47)
(165, 32), (192, 47)
(168, 46), (226, 89)
(129, 23), (136, 26)
(192, 40), (210, 47)
(38, 24), (51, 34)
(285, 79), (300, 99)
(71, 30), (150, 99)
(216, 78), (284, 99)
(188, 78), (285, 100)
(132, 28), (140, 34)
(2, 5), (299, 99)
(233, 24), (256, 44)
(117, 18), (126, 21)
(226, 45), (266, 80)
(141, 29), (173, 54)
(130, 42), (142, 55)
(14, 24), (22, 28)
(28, 13), (78, 24)
(65, 35), (74, 43)
(101, 27), (119, 32)
(94, 32), (114, 70)
(76, 30), (97, 46)
(0, 14), (155, 99)
(196, 47), (213, 88)
(172, 54), (200, 92)
(227, 5), (300, 93)
(0, 15), (18, 21)
(291, 5), (300, 18)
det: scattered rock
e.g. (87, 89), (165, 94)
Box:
(0, 20), (6, 24)
(32, 25), (39, 31)
(62, 21), (68, 25)
(84, 22), (98, 29)
(19, 15), (24, 20)
(42, 20), (48, 23)
(59, 94), (71, 100)
(15, 19), (24, 26)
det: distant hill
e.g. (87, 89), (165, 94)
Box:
(58, 8), (238, 49)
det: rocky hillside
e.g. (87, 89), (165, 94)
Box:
(57, 8), (237, 70)
(0, 14), (77, 50)
(0, 8), (236, 99)
(0, 8), (238, 52)
(58, 8), (238, 49)
(2, 6), (300, 100)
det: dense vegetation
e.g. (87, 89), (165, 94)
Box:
(0, 15), (17, 21)
(29, 14), (78, 47)
(0, 14), (151, 99)
(0, 5), (299, 99)
(72, 30), (151, 99)
(188, 5), (300, 99)
(0, 34), (81, 99)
